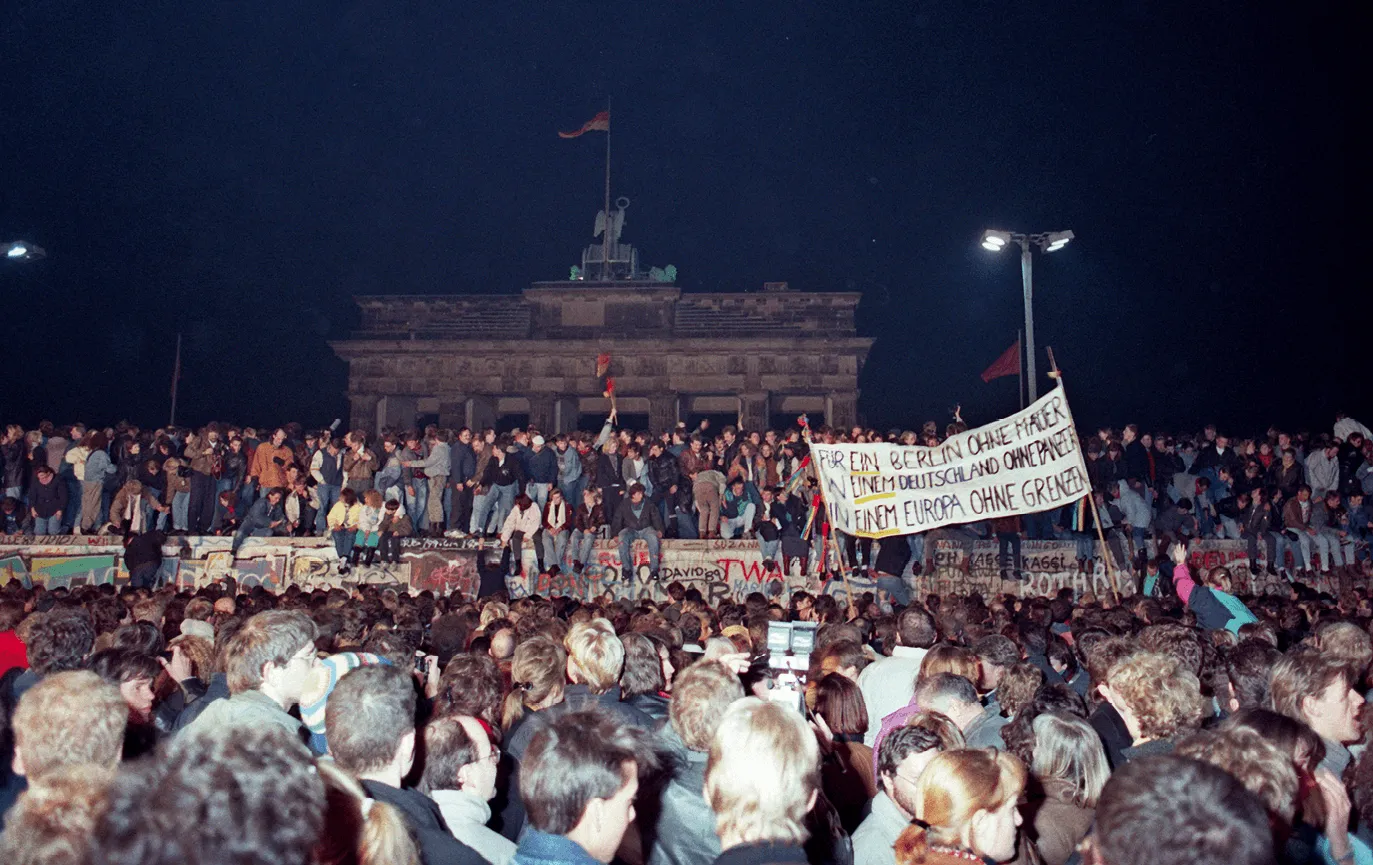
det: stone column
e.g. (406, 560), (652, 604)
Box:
(827, 391), (858, 430)
(739, 391), (770, 431)
(528, 396), (556, 434)
(438, 399), (466, 429)
(553, 397), (579, 434)
(649, 393), (679, 432)
(466, 396), (497, 432)
(348, 394), (381, 434)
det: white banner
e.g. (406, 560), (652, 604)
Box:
(812, 384), (1091, 537)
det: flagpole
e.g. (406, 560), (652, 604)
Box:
(602, 96), (612, 280)
(1018, 329), (1025, 410)
(170, 332), (182, 427)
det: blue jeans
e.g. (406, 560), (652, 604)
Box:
(876, 575), (912, 606)
(33, 515), (61, 535)
(570, 528), (598, 570)
(542, 529), (570, 571)
(315, 483), (341, 533)
(618, 529), (661, 579)
(332, 528), (355, 562)
(172, 491), (190, 531)
(232, 525), (272, 555)
(470, 489), (494, 535)
(906, 533), (926, 573)
(721, 502), (756, 539)
(239, 478), (258, 512)
(406, 481), (428, 532)
(759, 538), (780, 562)
(490, 483), (518, 533)
(527, 482), (552, 512)
(64, 478), (82, 532)
(560, 477), (586, 513)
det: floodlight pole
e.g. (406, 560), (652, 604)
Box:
(1019, 238), (1037, 402)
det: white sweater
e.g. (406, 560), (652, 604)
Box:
(429, 789), (516, 865)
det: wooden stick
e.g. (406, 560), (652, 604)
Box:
(802, 425), (859, 616)
(1045, 345), (1124, 601)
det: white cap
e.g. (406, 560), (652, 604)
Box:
(532, 435), (545, 446)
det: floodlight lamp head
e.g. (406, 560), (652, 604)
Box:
(1043, 230), (1074, 252)
(3, 241), (45, 261)
(981, 229), (1012, 251)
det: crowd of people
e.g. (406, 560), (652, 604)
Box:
(4, 412), (1373, 589)
(0, 533), (1372, 863)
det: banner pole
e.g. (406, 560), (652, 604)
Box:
(803, 424), (858, 617)
(1046, 347), (1124, 601)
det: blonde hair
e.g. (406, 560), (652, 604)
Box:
(169, 634), (215, 679)
(363, 489), (383, 508)
(564, 618), (624, 694)
(479, 601), (510, 630)
(917, 645), (980, 685)
(895, 749), (1027, 864)
(1031, 712), (1109, 808)
(1175, 728), (1299, 824)
(1108, 652), (1203, 740)
(671, 660), (745, 751)
(0, 764), (115, 864)
(502, 636), (567, 730)
(12, 671), (126, 778)
(314, 760), (419, 865)
(706, 698), (819, 847)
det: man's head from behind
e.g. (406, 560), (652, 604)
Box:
(1089, 754), (1272, 864)
(896, 605), (937, 650)
(12, 670), (127, 779)
(25, 608), (96, 676)
(913, 673), (984, 732)
(705, 697), (820, 850)
(520, 708), (653, 863)
(326, 665), (417, 781)
(420, 714), (498, 803)
(92, 722), (325, 865)
(564, 618), (625, 694)
(670, 659), (745, 752)
(223, 609), (318, 703)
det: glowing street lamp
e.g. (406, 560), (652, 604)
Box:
(980, 229), (1073, 401)
(3, 241), (46, 261)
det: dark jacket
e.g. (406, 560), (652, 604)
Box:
(572, 503), (606, 534)
(450, 441), (477, 487)
(650, 730), (721, 865)
(123, 530), (166, 572)
(27, 477), (68, 518)
(716, 843), (810, 865)
(648, 453), (680, 497)
(0, 440), (24, 489)
(174, 672), (231, 732)
(1089, 702), (1133, 770)
(523, 447), (559, 485)
(481, 454), (523, 490)
(360, 780), (486, 865)
(625, 691), (670, 724)
(610, 498), (665, 536)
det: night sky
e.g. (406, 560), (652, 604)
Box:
(1, 3), (1359, 436)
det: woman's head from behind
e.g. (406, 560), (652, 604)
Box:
(895, 748), (1027, 864)
(917, 645), (980, 686)
(1030, 711), (1109, 809)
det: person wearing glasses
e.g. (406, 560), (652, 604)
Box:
(422, 714), (516, 865)
(853, 713), (965, 865)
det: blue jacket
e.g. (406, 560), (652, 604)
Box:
(450, 441), (477, 485)
(525, 447), (560, 484)
(240, 496), (283, 533)
(514, 829), (600, 865)
(85, 449), (118, 486)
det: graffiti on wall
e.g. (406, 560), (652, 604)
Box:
(0, 533), (1337, 602)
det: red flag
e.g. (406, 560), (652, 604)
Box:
(595, 353), (612, 378)
(558, 110), (610, 139)
(980, 339), (1021, 383)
